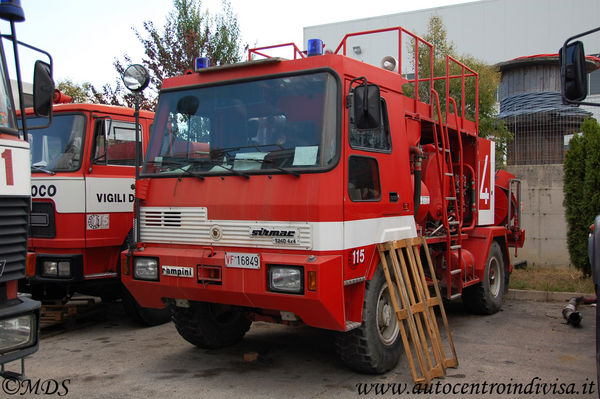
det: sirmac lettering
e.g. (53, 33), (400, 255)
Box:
(251, 228), (295, 237)
(96, 193), (135, 203)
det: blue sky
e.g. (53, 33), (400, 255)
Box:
(2, 0), (477, 88)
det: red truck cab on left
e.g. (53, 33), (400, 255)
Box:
(25, 102), (154, 304)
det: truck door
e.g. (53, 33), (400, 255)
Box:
(343, 79), (415, 277)
(84, 118), (141, 277)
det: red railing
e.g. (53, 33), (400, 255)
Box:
(334, 27), (434, 107)
(248, 43), (305, 61)
(446, 56), (479, 133)
(247, 27), (480, 135)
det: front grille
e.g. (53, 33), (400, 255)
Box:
(0, 196), (29, 283)
(139, 206), (313, 250)
(29, 201), (56, 238)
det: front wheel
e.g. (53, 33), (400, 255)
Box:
(121, 287), (172, 326)
(463, 241), (506, 315)
(335, 266), (403, 374)
(172, 302), (251, 349)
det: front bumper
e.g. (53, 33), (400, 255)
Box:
(122, 246), (347, 331)
(0, 295), (41, 365)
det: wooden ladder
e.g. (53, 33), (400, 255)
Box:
(378, 236), (458, 385)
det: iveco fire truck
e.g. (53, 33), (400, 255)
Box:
(24, 98), (170, 325)
(122, 27), (524, 373)
(0, 0), (53, 379)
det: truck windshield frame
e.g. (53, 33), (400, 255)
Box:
(0, 38), (18, 136)
(28, 113), (87, 173)
(142, 69), (341, 178)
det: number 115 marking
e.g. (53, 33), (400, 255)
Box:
(1, 148), (13, 186)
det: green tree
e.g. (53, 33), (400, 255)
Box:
(110, 0), (247, 109)
(56, 79), (103, 104)
(406, 15), (512, 163)
(564, 117), (600, 275)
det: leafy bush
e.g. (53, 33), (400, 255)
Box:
(564, 117), (600, 275)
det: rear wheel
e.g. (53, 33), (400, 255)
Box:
(121, 287), (172, 326)
(463, 241), (506, 315)
(172, 302), (251, 349)
(335, 266), (403, 374)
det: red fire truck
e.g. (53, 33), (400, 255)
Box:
(0, 0), (54, 379)
(122, 27), (524, 373)
(25, 98), (170, 325)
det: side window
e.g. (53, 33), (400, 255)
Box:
(94, 120), (141, 166)
(349, 97), (391, 152)
(348, 156), (381, 201)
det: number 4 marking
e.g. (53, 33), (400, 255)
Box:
(1, 149), (13, 186)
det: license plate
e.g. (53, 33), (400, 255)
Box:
(225, 252), (260, 269)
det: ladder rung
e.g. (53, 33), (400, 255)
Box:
(445, 149), (451, 153)
(450, 269), (462, 275)
(449, 293), (462, 300)
(448, 221), (460, 225)
(445, 197), (456, 200)
(450, 245), (462, 250)
(444, 173), (454, 176)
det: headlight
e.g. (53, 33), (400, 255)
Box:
(58, 261), (71, 277)
(268, 265), (304, 294)
(134, 257), (159, 281)
(0, 314), (36, 354)
(42, 260), (71, 278)
(42, 260), (57, 277)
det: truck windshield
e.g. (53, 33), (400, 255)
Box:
(29, 114), (86, 172)
(0, 51), (17, 135)
(143, 71), (338, 177)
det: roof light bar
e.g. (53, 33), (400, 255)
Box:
(307, 39), (323, 57)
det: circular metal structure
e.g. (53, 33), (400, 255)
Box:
(488, 256), (501, 298)
(122, 64), (150, 92)
(376, 281), (399, 346)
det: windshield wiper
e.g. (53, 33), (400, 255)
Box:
(241, 157), (300, 178)
(31, 165), (56, 175)
(210, 143), (285, 159)
(148, 159), (205, 181)
(204, 160), (250, 179)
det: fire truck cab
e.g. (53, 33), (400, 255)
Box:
(122, 28), (524, 373)
(25, 101), (170, 325)
(0, 0), (54, 379)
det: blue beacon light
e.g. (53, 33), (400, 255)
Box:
(195, 57), (210, 71)
(0, 0), (25, 22)
(307, 39), (323, 57)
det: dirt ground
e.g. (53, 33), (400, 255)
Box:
(2, 298), (596, 399)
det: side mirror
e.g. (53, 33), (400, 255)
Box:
(33, 60), (54, 117)
(560, 41), (588, 102)
(350, 77), (381, 129)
